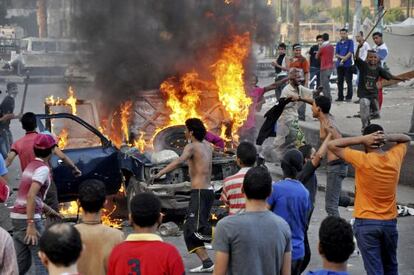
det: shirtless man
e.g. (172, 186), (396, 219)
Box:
(296, 95), (348, 216)
(154, 118), (215, 273)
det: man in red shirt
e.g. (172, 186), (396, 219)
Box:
(108, 193), (185, 275)
(317, 33), (335, 101)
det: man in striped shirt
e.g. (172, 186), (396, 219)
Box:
(220, 142), (257, 215)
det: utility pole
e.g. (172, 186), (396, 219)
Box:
(353, 0), (362, 36)
(36, 0), (48, 38)
(292, 0), (300, 43)
(345, 0), (350, 28)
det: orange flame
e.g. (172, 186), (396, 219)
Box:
(45, 86), (78, 115)
(120, 101), (133, 143)
(160, 71), (204, 126)
(212, 33), (252, 141)
(133, 131), (146, 153)
(65, 86), (77, 115)
(57, 128), (68, 149)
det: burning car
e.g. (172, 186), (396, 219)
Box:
(36, 112), (238, 211)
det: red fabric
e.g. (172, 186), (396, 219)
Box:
(11, 132), (38, 171)
(108, 241), (185, 275)
(319, 44), (334, 70)
(0, 178), (9, 203)
(34, 133), (56, 149)
(377, 78), (383, 110)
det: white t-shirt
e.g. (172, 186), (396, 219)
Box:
(354, 41), (371, 61)
(280, 84), (313, 122)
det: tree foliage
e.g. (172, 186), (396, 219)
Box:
(383, 8), (406, 24)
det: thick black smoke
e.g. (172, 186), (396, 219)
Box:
(73, 0), (276, 108)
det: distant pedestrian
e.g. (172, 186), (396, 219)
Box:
(10, 134), (59, 275)
(307, 216), (354, 275)
(75, 180), (124, 275)
(0, 226), (18, 275)
(272, 43), (289, 100)
(288, 44), (310, 121)
(214, 166), (291, 275)
(335, 28), (354, 101)
(267, 149), (311, 275)
(220, 142), (256, 215)
(354, 44), (408, 131)
(372, 32), (389, 111)
(308, 35), (322, 90)
(108, 193), (185, 275)
(328, 124), (411, 275)
(317, 33), (335, 100)
(0, 82), (18, 159)
(38, 223), (83, 275)
(354, 31), (370, 61)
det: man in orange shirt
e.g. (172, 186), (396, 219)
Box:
(328, 124), (410, 275)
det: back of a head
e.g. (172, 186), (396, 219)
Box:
(322, 33), (329, 41)
(319, 216), (354, 263)
(237, 142), (257, 167)
(281, 149), (303, 179)
(185, 118), (206, 142)
(363, 124), (383, 135)
(314, 95), (331, 114)
(39, 223), (82, 267)
(298, 144), (313, 160)
(130, 193), (161, 227)
(243, 166), (272, 200)
(78, 180), (106, 213)
(21, 112), (37, 132)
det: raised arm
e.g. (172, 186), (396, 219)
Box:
(155, 144), (193, 178)
(385, 134), (411, 144)
(264, 77), (289, 92)
(311, 133), (332, 167)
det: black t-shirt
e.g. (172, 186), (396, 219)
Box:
(297, 161), (318, 206)
(275, 53), (286, 74)
(0, 96), (15, 129)
(309, 45), (320, 68)
(356, 58), (392, 98)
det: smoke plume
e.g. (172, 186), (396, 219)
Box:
(73, 0), (276, 109)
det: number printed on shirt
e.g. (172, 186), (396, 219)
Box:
(128, 258), (141, 275)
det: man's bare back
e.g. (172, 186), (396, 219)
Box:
(186, 140), (212, 189)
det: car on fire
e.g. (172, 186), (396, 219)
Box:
(36, 113), (238, 211)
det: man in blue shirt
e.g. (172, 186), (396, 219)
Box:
(267, 149), (311, 275)
(335, 29), (354, 102)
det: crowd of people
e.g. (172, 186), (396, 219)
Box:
(0, 28), (412, 275)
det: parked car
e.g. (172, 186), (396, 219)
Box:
(36, 113), (238, 211)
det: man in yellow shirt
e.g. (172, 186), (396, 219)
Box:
(328, 124), (410, 275)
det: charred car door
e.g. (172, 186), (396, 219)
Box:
(36, 113), (123, 202)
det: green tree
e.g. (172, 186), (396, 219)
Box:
(361, 7), (373, 21)
(384, 8), (406, 24)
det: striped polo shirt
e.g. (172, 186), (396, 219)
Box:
(220, 167), (251, 215)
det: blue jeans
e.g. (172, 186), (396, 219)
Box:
(0, 128), (12, 159)
(353, 218), (398, 275)
(12, 219), (48, 275)
(325, 161), (348, 217)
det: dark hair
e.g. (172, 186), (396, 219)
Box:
(39, 223), (82, 267)
(340, 28), (348, 32)
(278, 43), (286, 49)
(316, 34), (322, 40)
(237, 142), (257, 166)
(21, 112), (37, 131)
(299, 144), (313, 160)
(130, 193), (161, 227)
(359, 30), (364, 36)
(185, 118), (206, 142)
(322, 33), (329, 41)
(243, 166), (272, 200)
(319, 216), (354, 263)
(292, 43), (301, 50)
(281, 149), (303, 179)
(78, 180), (106, 213)
(363, 124), (383, 135)
(34, 147), (53, 158)
(314, 95), (331, 114)
(372, 32), (383, 38)
(367, 49), (377, 55)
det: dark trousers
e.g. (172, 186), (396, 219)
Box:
(337, 66), (353, 100)
(309, 67), (320, 90)
(354, 218), (398, 275)
(291, 258), (303, 275)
